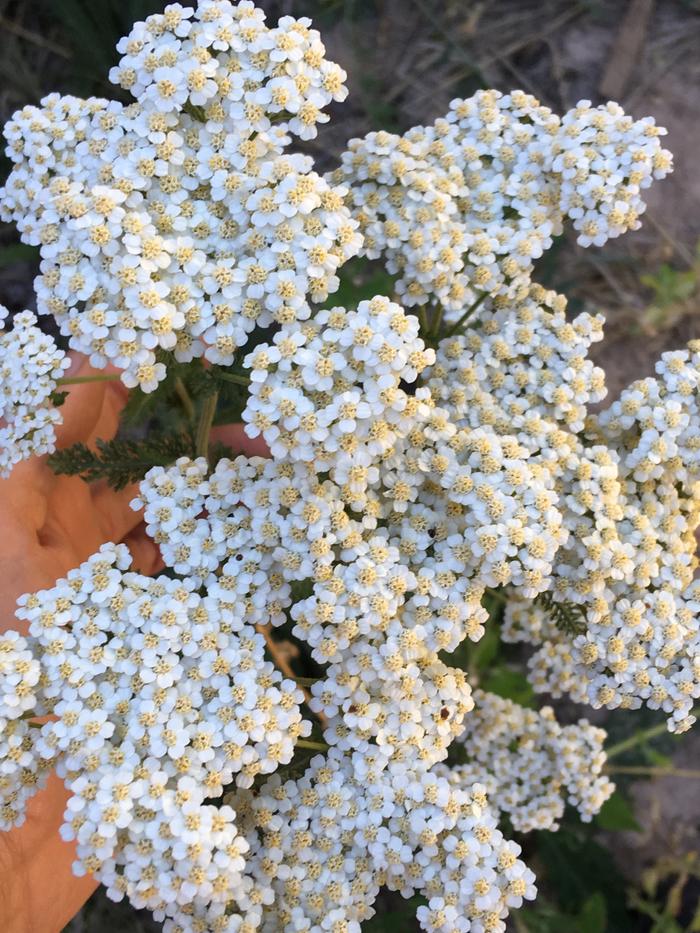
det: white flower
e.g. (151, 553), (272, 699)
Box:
(0, 306), (69, 476)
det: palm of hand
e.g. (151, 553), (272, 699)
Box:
(0, 359), (160, 634)
(0, 359), (162, 933)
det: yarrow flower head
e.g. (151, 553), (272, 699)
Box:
(1, 1), (361, 392)
(0, 2), (691, 931)
(332, 90), (672, 312)
(0, 305), (69, 476)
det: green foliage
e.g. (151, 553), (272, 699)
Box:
(534, 590), (587, 636)
(639, 240), (700, 335)
(363, 895), (426, 931)
(532, 823), (630, 930)
(320, 257), (397, 309)
(37, 0), (157, 97)
(630, 851), (700, 932)
(482, 666), (535, 707)
(594, 790), (641, 832)
(0, 241), (39, 269)
(519, 892), (607, 933)
(48, 432), (194, 490)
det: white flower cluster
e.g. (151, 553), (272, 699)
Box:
(425, 284), (606, 436)
(0, 1), (690, 929)
(333, 91), (672, 311)
(235, 748), (536, 933)
(6, 543), (309, 919)
(0, 1), (361, 391)
(496, 342), (700, 733)
(243, 296), (435, 475)
(0, 630), (51, 830)
(450, 690), (613, 832)
(0, 305), (69, 476)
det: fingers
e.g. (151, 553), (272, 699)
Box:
(54, 355), (110, 449)
(0, 458), (53, 532)
(86, 378), (130, 449)
(122, 524), (164, 576)
(90, 480), (145, 545)
(210, 423), (270, 457)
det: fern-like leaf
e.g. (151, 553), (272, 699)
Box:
(48, 432), (194, 490)
(534, 591), (588, 636)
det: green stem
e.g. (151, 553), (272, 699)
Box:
(57, 373), (122, 386)
(295, 739), (329, 752)
(417, 305), (430, 337)
(174, 377), (195, 423)
(445, 291), (488, 336)
(605, 709), (699, 761)
(431, 304), (444, 341)
(605, 765), (700, 779)
(291, 676), (319, 687)
(605, 709), (698, 760)
(195, 391), (219, 461)
(216, 370), (251, 388)
(485, 587), (509, 605)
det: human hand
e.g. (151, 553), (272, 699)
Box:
(0, 355), (264, 932)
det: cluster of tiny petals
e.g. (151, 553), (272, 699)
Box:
(0, 631), (51, 830)
(229, 748), (536, 933)
(425, 284), (606, 437)
(10, 543), (309, 926)
(453, 690), (613, 831)
(2, 4), (693, 929)
(505, 586), (700, 734)
(333, 89), (672, 310)
(0, 1), (360, 391)
(0, 305), (70, 476)
(242, 296), (435, 478)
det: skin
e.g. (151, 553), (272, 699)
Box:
(0, 356), (265, 933)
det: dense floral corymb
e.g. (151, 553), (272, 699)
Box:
(0, 305), (69, 476)
(0, 1), (695, 932)
(1, 1), (361, 392)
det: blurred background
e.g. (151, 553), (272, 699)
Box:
(1, 1), (699, 930)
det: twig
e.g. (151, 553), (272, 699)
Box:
(57, 373), (122, 386)
(174, 377), (195, 423)
(291, 676), (320, 687)
(446, 291), (488, 336)
(644, 213), (695, 267)
(256, 623), (327, 727)
(431, 304), (444, 341)
(295, 739), (329, 752)
(215, 370), (251, 388)
(0, 15), (72, 59)
(605, 765), (700, 779)
(485, 587), (508, 605)
(194, 391), (218, 460)
(606, 710), (698, 759)
(599, 0), (655, 101)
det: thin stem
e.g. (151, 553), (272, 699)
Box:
(605, 711), (698, 760)
(446, 291), (488, 336)
(431, 304), (444, 341)
(291, 676), (320, 687)
(295, 739), (329, 752)
(0, 14), (72, 58)
(417, 305), (430, 337)
(174, 377), (195, 423)
(605, 765), (700, 779)
(195, 391), (218, 460)
(485, 587), (508, 605)
(57, 373), (122, 386)
(256, 623), (327, 726)
(216, 370), (251, 388)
